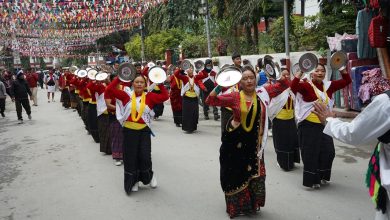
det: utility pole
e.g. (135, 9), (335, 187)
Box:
(95, 41), (99, 68)
(201, 0), (212, 58)
(140, 20), (146, 63)
(284, 0), (290, 70)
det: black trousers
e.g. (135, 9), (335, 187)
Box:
(201, 91), (218, 117)
(272, 118), (300, 171)
(173, 111), (182, 125)
(182, 96), (199, 132)
(123, 127), (153, 195)
(88, 104), (100, 143)
(81, 101), (89, 131)
(15, 99), (31, 120)
(6, 88), (12, 97)
(298, 120), (335, 187)
(0, 98), (5, 113)
(76, 96), (82, 117)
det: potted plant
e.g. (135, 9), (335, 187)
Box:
(317, 47), (327, 65)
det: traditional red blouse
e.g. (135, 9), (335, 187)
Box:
(78, 78), (89, 99)
(95, 82), (106, 96)
(104, 81), (131, 113)
(69, 76), (79, 90)
(65, 73), (73, 87)
(197, 69), (217, 91)
(206, 78), (290, 122)
(86, 81), (96, 102)
(173, 69), (205, 85)
(290, 73), (351, 102)
(170, 74), (182, 90)
(105, 77), (169, 124)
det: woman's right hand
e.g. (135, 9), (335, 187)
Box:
(294, 70), (303, 79)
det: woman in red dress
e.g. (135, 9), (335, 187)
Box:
(168, 67), (183, 127)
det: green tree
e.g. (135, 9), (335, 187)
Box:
(145, 29), (185, 60)
(143, 0), (203, 35)
(125, 35), (142, 61)
(269, 15), (304, 53)
(39, 57), (46, 70)
(126, 29), (184, 61)
(300, 5), (355, 50)
(269, 17), (285, 53)
(59, 57), (87, 67)
(181, 35), (208, 58)
(21, 56), (31, 70)
(60, 58), (73, 67)
(73, 57), (88, 67)
(96, 30), (131, 52)
(269, 2), (355, 52)
(208, 0), (289, 55)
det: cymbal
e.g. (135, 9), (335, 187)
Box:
(148, 66), (167, 84)
(216, 66), (242, 87)
(118, 62), (136, 82)
(299, 53), (318, 73)
(330, 51), (347, 70)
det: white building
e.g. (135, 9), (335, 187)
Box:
(44, 57), (54, 68)
(293, 0), (321, 17)
(13, 51), (21, 69)
(88, 53), (106, 67)
(29, 57), (40, 68)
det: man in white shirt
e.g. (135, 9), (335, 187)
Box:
(313, 90), (390, 220)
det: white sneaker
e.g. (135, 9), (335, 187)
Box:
(150, 175), (157, 188)
(114, 160), (122, 166)
(18, 119), (23, 124)
(312, 184), (321, 189)
(268, 130), (273, 137)
(131, 182), (139, 192)
(321, 179), (330, 185)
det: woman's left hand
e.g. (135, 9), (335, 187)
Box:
(339, 67), (347, 75)
(231, 120), (240, 129)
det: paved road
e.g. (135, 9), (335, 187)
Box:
(0, 89), (375, 220)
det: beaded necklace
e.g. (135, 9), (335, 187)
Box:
(174, 76), (182, 89)
(309, 81), (329, 104)
(240, 91), (257, 132)
(131, 92), (146, 122)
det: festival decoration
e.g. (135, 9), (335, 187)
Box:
(0, 0), (165, 57)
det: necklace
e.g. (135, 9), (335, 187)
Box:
(174, 76), (182, 89)
(309, 81), (329, 104)
(131, 92), (146, 122)
(240, 91), (257, 132)
(188, 76), (194, 91)
(286, 95), (293, 110)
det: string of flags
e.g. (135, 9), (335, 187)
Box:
(0, 0), (166, 57)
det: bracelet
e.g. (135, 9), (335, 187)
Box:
(214, 85), (222, 94)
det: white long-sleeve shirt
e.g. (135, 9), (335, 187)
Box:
(323, 93), (390, 145)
